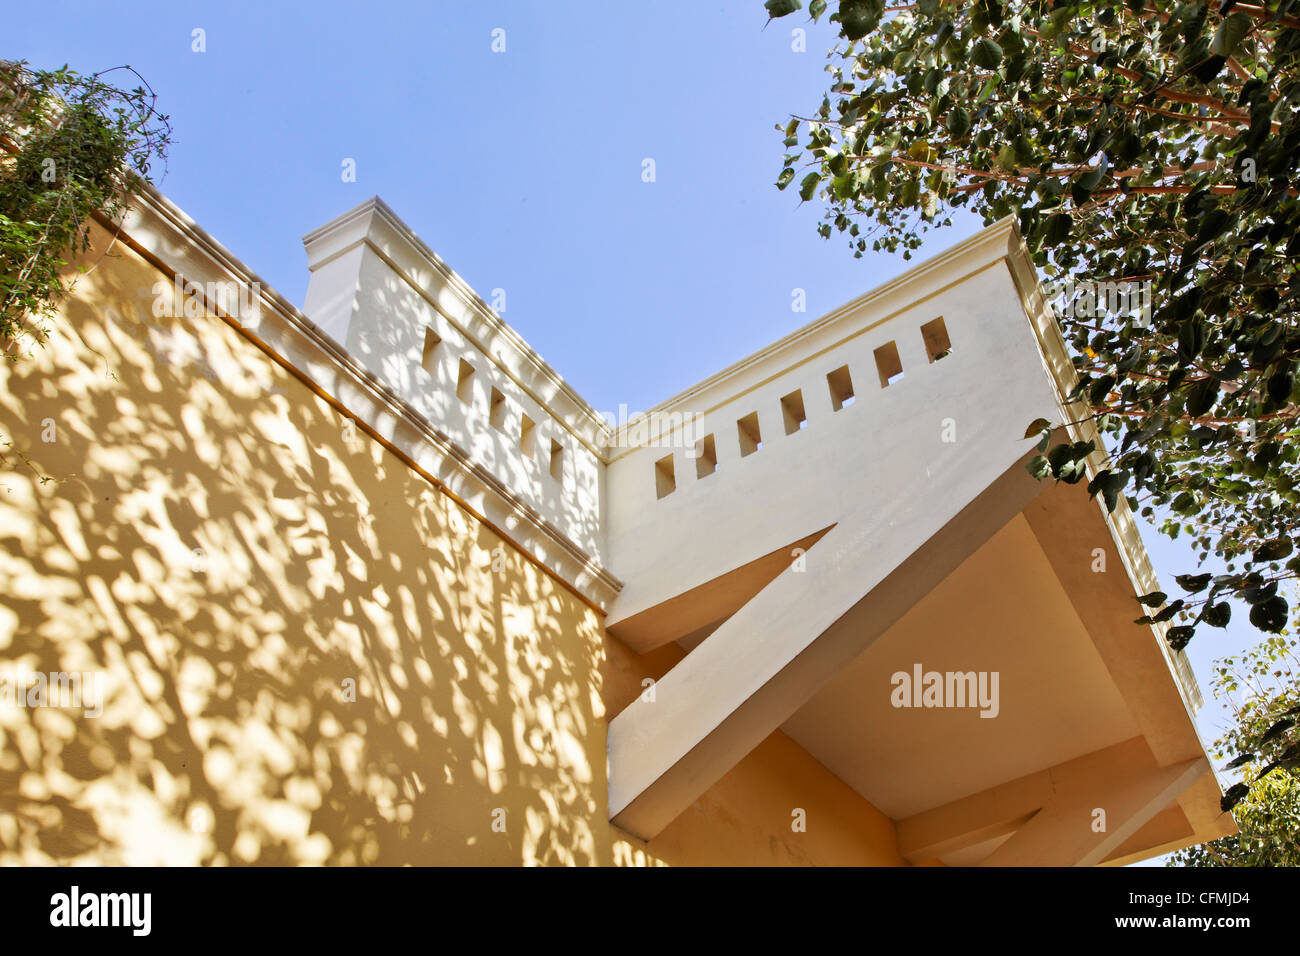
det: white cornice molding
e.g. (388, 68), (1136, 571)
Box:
(115, 185), (621, 610)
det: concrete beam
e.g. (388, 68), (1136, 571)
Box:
(898, 778), (1052, 864)
(606, 527), (833, 654)
(979, 738), (1208, 867)
(1100, 805), (1196, 867)
(1022, 487), (1205, 765)
(898, 736), (1198, 864)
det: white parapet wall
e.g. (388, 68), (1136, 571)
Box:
(602, 219), (1064, 630)
(301, 197), (619, 606)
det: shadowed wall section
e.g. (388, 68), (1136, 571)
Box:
(0, 222), (904, 866)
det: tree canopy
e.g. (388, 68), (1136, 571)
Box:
(1169, 635), (1300, 862)
(769, 1), (1298, 644)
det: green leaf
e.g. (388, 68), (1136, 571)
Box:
(970, 37), (1004, 70)
(799, 171), (821, 201)
(1224, 751), (1255, 770)
(1087, 468), (1129, 513)
(1022, 417), (1052, 439)
(1178, 319), (1206, 361)
(1046, 441), (1075, 476)
(1211, 12), (1252, 57)
(1184, 378), (1218, 418)
(1192, 54), (1227, 84)
(1249, 595), (1289, 632)
(1043, 213), (1071, 246)
(1076, 164), (1106, 193)
(899, 176), (920, 206)
(1254, 539), (1294, 563)
(1194, 208), (1232, 248)
(1137, 590), (1168, 608)
(839, 0), (883, 40)
(975, 73), (1000, 103)
(1089, 374), (1116, 404)
(1244, 581), (1277, 605)
(809, 0), (827, 19)
(776, 167), (795, 190)
(945, 106), (971, 139)
(1202, 602), (1232, 628)
(1220, 782), (1250, 813)
(1152, 600), (1186, 623)
(764, 0), (803, 18)
(1166, 626), (1196, 650)
(1259, 715), (1295, 745)
(1174, 572), (1213, 593)
(1267, 368), (1294, 404)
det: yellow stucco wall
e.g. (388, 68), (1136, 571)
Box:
(0, 221), (904, 866)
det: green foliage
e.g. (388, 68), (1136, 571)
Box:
(1169, 635), (1300, 861)
(769, 0), (1300, 649)
(1171, 771), (1300, 866)
(0, 60), (170, 351)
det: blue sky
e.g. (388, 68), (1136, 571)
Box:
(8, 2), (1268, 809)
(13, 0), (922, 414)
